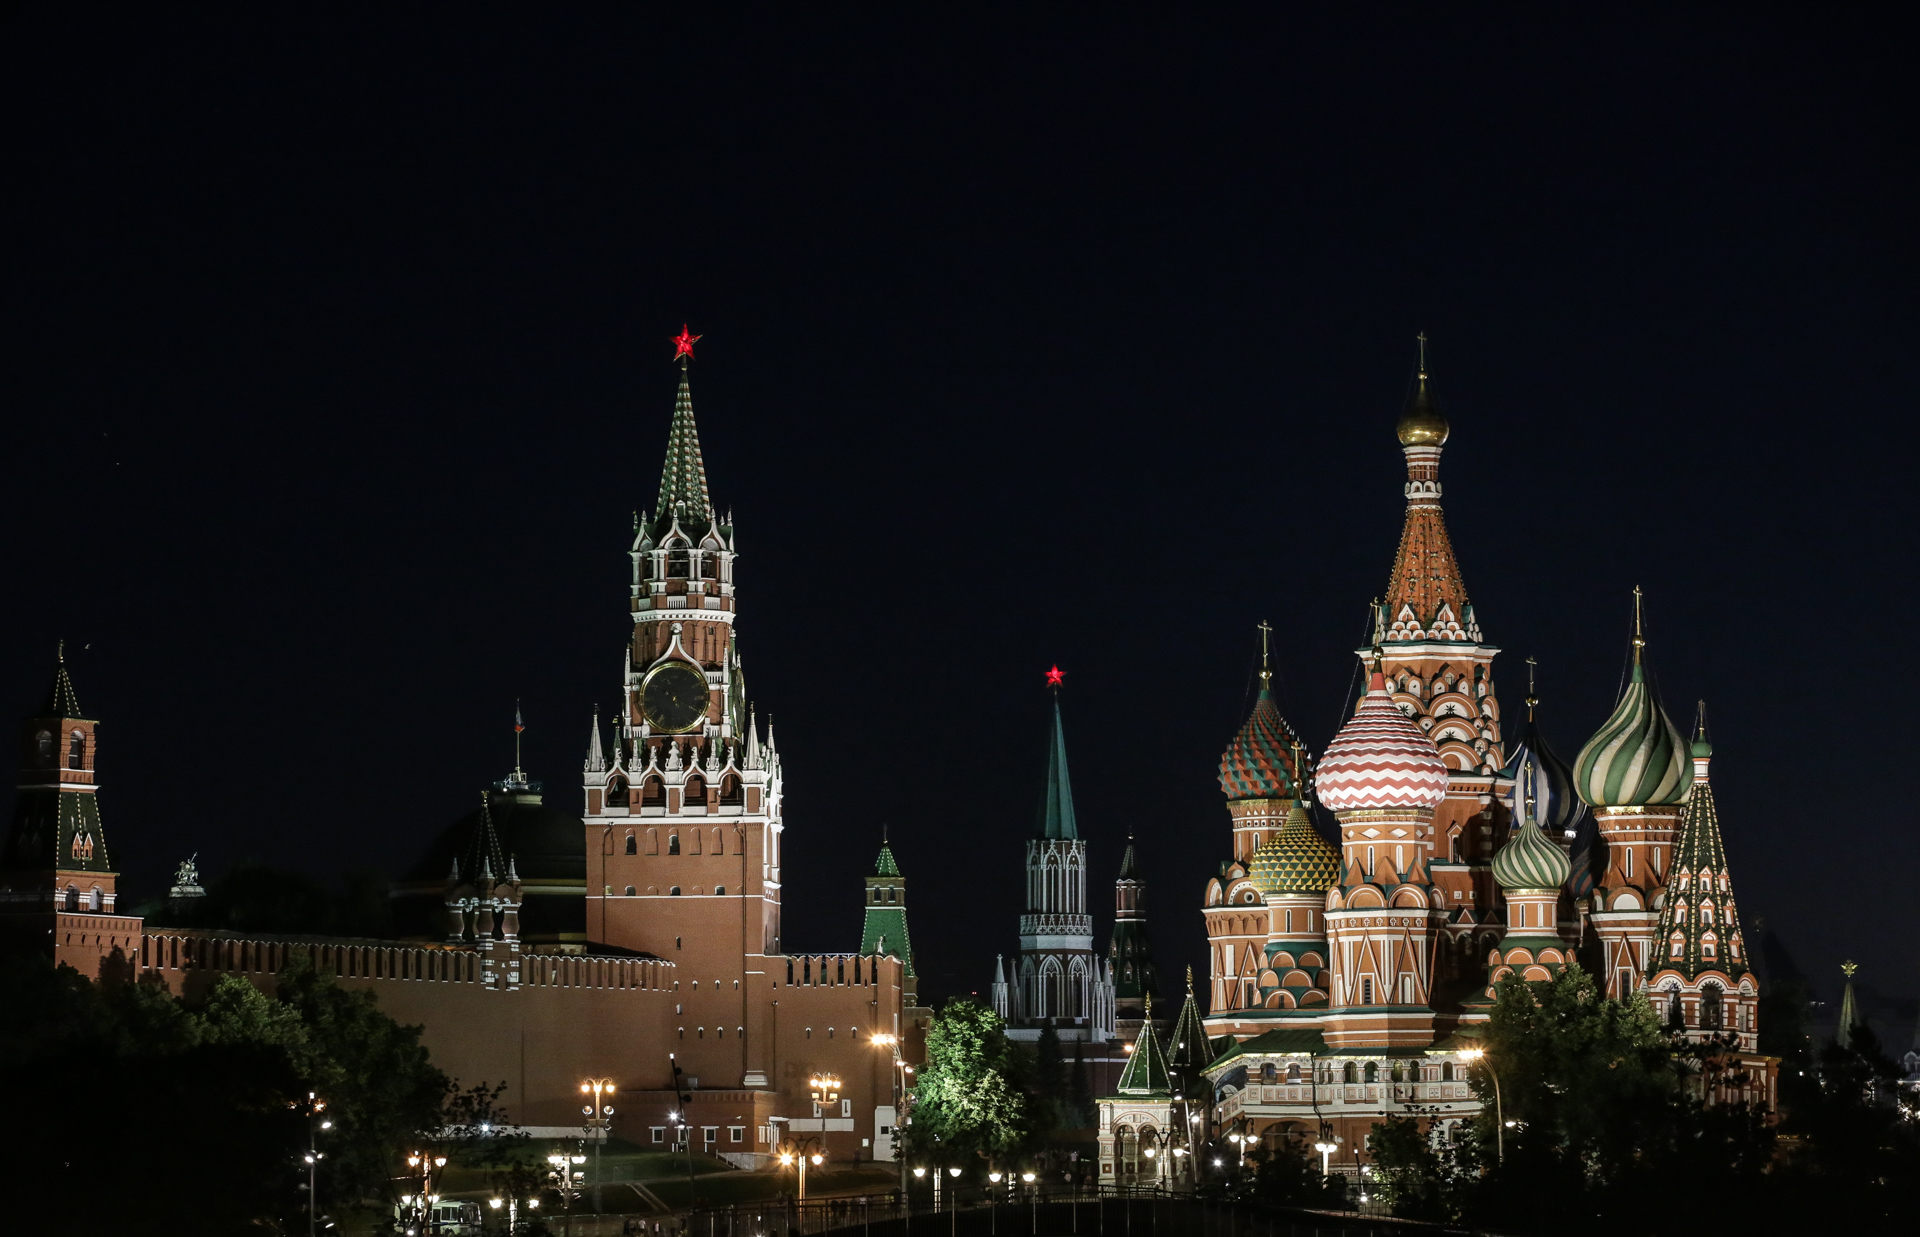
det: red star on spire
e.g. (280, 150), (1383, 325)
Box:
(1045, 665), (1066, 688)
(671, 325), (701, 361)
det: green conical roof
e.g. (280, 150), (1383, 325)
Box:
(655, 363), (713, 523)
(1113, 1004), (1172, 1096)
(42, 650), (84, 719)
(1037, 696), (1077, 840)
(1652, 740), (1747, 981)
(1165, 976), (1210, 1073)
(874, 843), (901, 877)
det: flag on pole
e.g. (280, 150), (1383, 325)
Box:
(515, 702), (525, 734)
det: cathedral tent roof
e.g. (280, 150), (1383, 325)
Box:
(1112, 1003), (1173, 1097)
(41, 649), (85, 719)
(1651, 721), (1748, 982)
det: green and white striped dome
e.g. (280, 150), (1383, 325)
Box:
(1249, 801), (1342, 896)
(1491, 819), (1571, 891)
(1574, 663), (1692, 807)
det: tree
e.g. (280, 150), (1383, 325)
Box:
(899, 999), (1031, 1166)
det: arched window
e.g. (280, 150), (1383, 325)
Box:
(1441, 1062), (1454, 1082)
(719, 775), (743, 806)
(684, 776), (705, 806)
(625, 885), (636, 896)
(1342, 1062), (1357, 1083)
(62, 885), (78, 911)
(669, 886), (681, 897)
(88, 887), (102, 912)
(667, 549), (689, 577)
(1701, 985), (1724, 1030)
(1286, 1062), (1301, 1083)
(715, 886), (725, 896)
(609, 778), (630, 807)
(625, 834), (638, 855)
(1364, 1062), (1378, 1083)
(642, 778), (666, 807)
(67, 730), (84, 770)
(34, 730), (52, 767)
(1261, 1063), (1277, 1083)
(668, 834), (681, 855)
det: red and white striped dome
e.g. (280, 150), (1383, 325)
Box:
(1314, 671), (1450, 813)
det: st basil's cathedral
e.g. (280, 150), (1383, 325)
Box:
(1181, 340), (1775, 1168)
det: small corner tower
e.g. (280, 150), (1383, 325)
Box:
(860, 830), (919, 1006)
(0, 647), (141, 974)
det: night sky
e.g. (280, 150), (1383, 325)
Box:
(5, 10), (1915, 1019)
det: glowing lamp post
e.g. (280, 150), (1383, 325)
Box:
(1457, 1048), (1504, 1163)
(580, 1079), (616, 1213)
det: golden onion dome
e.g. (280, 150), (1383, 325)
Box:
(1249, 800), (1342, 896)
(1395, 369), (1449, 447)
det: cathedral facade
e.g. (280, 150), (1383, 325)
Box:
(1197, 343), (1775, 1170)
(0, 339), (923, 1164)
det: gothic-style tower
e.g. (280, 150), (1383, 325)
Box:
(583, 330), (785, 995)
(998, 674), (1113, 1043)
(1573, 592), (1692, 1001)
(1646, 708), (1757, 1050)
(1369, 338), (1506, 879)
(1108, 837), (1158, 1027)
(0, 649), (141, 974)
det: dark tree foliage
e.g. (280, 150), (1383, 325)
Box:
(1361, 964), (1920, 1235)
(1245, 1140), (1347, 1209)
(1068, 1041), (1096, 1129)
(0, 949), (516, 1234)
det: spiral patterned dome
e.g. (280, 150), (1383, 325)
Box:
(1314, 670), (1449, 813)
(1574, 663), (1692, 807)
(1219, 688), (1307, 802)
(1491, 819), (1572, 891)
(1249, 800), (1342, 896)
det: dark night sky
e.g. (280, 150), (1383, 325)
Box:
(4, 9), (1915, 1015)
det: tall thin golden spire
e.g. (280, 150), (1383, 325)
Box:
(1256, 619), (1273, 689)
(1632, 585), (1646, 666)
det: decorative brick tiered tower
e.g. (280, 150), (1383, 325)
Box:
(0, 649), (143, 976)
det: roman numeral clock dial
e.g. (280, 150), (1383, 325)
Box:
(640, 660), (710, 734)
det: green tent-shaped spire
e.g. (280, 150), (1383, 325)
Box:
(860, 836), (915, 977)
(1836, 961), (1859, 1050)
(42, 644), (85, 720)
(1037, 696), (1078, 840)
(1113, 996), (1172, 1096)
(655, 360), (713, 524)
(1165, 969), (1211, 1075)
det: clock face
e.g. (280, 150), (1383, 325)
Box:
(642, 662), (710, 734)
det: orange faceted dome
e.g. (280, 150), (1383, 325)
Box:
(1314, 671), (1449, 813)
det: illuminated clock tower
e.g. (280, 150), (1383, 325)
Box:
(584, 328), (785, 989)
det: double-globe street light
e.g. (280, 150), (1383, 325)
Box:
(580, 1078), (616, 1214)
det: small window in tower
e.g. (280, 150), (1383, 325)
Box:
(887, 887), (896, 903)
(609, 778), (630, 807)
(625, 886), (636, 897)
(715, 886), (725, 896)
(625, 835), (638, 855)
(88, 886), (102, 912)
(1364, 1062), (1378, 1083)
(34, 730), (52, 767)
(669, 834), (681, 855)
(670, 886), (681, 897)
(68, 730), (84, 770)
(668, 549), (689, 577)
(1361, 976), (1375, 1005)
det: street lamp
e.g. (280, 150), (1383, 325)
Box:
(301, 1093), (329, 1237)
(777, 1136), (825, 1200)
(580, 1078), (616, 1213)
(871, 1032), (912, 1191)
(1456, 1048), (1504, 1164)
(548, 1151), (587, 1234)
